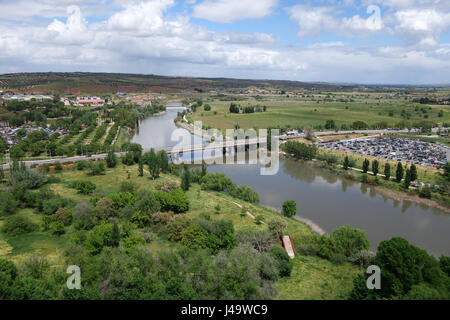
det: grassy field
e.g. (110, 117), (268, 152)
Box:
(0, 162), (361, 300)
(191, 99), (450, 131)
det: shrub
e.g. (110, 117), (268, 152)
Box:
(268, 217), (287, 239)
(155, 189), (189, 214)
(88, 161), (106, 176)
(236, 230), (274, 252)
(73, 202), (95, 230)
(54, 162), (63, 172)
(76, 160), (87, 171)
(134, 191), (161, 214)
(122, 233), (146, 253)
(330, 225), (370, 258)
(52, 207), (73, 226)
(419, 187), (432, 199)
(75, 181), (96, 195)
(121, 152), (135, 166)
(108, 192), (137, 210)
(269, 245), (293, 277)
(9, 161), (46, 189)
(0, 191), (19, 216)
(282, 200), (296, 217)
(1, 215), (38, 236)
(50, 221), (65, 235)
(120, 181), (136, 194)
(106, 150), (117, 168)
(168, 215), (192, 241)
(41, 196), (70, 215)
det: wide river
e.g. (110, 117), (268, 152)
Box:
(133, 104), (450, 256)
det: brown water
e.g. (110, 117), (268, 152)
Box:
(134, 106), (450, 256)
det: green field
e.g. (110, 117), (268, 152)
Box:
(191, 99), (450, 131)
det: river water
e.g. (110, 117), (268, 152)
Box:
(133, 104), (450, 256)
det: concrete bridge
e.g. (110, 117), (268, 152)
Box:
(158, 137), (268, 155)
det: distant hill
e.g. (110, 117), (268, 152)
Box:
(0, 72), (354, 94)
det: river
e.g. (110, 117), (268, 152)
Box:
(132, 103), (450, 256)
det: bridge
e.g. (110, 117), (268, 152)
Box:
(160, 137), (268, 155)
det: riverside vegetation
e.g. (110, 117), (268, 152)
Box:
(0, 147), (449, 300)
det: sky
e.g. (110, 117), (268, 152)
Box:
(0, 0), (449, 84)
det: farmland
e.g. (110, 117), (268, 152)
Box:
(190, 98), (450, 131)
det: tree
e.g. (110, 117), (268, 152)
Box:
(282, 200), (296, 217)
(111, 223), (120, 247)
(138, 158), (144, 177)
(384, 163), (391, 181)
(396, 162), (404, 182)
(106, 149), (117, 168)
(373, 237), (447, 298)
(330, 225), (370, 258)
(158, 150), (169, 173)
(201, 162), (207, 177)
(9, 145), (25, 160)
(145, 149), (160, 179)
(0, 191), (19, 216)
(362, 159), (370, 173)
(443, 162), (450, 181)
(343, 156), (350, 170)
(372, 160), (379, 176)
(325, 120), (336, 130)
(410, 164), (418, 182)
(181, 164), (191, 191)
(404, 168), (411, 189)
(0, 137), (7, 154)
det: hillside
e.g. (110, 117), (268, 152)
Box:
(0, 72), (353, 94)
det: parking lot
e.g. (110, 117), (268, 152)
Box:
(316, 137), (448, 168)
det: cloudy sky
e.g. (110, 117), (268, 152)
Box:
(0, 0), (449, 84)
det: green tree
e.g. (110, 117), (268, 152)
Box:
(343, 156), (350, 170)
(138, 158), (144, 177)
(396, 162), (404, 182)
(0, 137), (7, 154)
(0, 191), (19, 216)
(372, 160), (379, 176)
(106, 149), (117, 168)
(181, 164), (191, 191)
(9, 145), (25, 160)
(330, 225), (370, 258)
(404, 168), (411, 189)
(362, 159), (370, 173)
(410, 164), (418, 182)
(282, 200), (296, 217)
(111, 222), (120, 247)
(384, 163), (391, 180)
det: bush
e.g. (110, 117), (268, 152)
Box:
(76, 160), (87, 171)
(0, 191), (19, 216)
(155, 189), (189, 214)
(9, 162), (47, 189)
(134, 191), (161, 214)
(73, 202), (95, 230)
(75, 181), (96, 195)
(106, 150), (117, 168)
(54, 162), (63, 172)
(52, 207), (73, 226)
(282, 200), (296, 217)
(419, 187), (432, 199)
(269, 245), (293, 277)
(268, 217), (287, 239)
(50, 221), (65, 235)
(330, 225), (370, 258)
(120, 181), (136, 194)
(1, 215), (38, 236)
(84, 223), (117, 255)
(88, 161), (106, 176)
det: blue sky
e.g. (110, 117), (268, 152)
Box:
(0, 0), (449, 84)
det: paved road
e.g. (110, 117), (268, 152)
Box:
(1, 152), (127, 170)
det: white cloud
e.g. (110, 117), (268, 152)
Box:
(394, 9), (450, 45)
(46, 5), (93, 44)
(288, 5), (387, 39)
(192, 0), (278, 23)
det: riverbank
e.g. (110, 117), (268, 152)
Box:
(292, 155), (450, 214)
